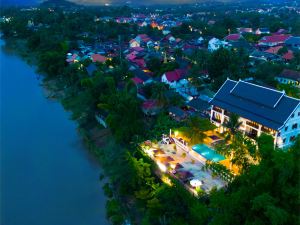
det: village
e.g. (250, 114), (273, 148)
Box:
(59, 3), (300, 194)
(1, 1), (300, 224)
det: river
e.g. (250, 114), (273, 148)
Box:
(0, 40), (110, 225)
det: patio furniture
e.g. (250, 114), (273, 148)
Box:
(177, 170), (194, 181)
(175, 163), (184, 170)
(156, 156), (174, 163)
(153, 149), (165, 155)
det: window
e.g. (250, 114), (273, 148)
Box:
(283, 138), (286, 144)
(291, 113), (295, 118)
(298, 112), (300, 117)
(285, 126), (288, 131)
(292, 123), (298, 129)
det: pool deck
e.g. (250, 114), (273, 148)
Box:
(142, 141), (227, 194)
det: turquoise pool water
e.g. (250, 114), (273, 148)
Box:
(192, 144), (225, 162)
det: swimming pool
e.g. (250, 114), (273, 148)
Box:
(192, 144), (225, 162)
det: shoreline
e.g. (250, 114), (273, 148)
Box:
(1, 37), (132, 224)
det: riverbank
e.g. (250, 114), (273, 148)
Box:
(1, 37), (130, 224)
(0, 38), (111, 225)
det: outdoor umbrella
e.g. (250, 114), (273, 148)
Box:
(190, 179), (202, 187)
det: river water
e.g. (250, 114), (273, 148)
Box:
(0, 40), (110, 225)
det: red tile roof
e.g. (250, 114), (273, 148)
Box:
(131, 77), (144, 84)
(91, 54), (107, 63)
(282, 51), (294, 61)
(265, 46), (282, 54)
(224, 33), (242, 41)
(279, 69), (300, 81)
(126, 53), (137, 61)
(142, 100), (159, 109)
(132, 58), (146, 68)
(165, 69), (187, 82)
(130, 47), (144, 52)
(260, 34), (291, 43)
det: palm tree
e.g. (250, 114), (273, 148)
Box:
(224, 113), (242, 136)
(179, 116), (216, 144)
(216, 113), (242, 171)
(216, 132), (256, 172)
(151, 83), (168, 106)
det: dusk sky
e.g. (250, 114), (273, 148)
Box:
(1, 0), (239, 6)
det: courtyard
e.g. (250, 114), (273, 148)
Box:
(141, 136), (228, 195)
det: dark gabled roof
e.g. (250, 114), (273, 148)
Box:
(278, 69), (300, 81)
(230, 81), (284, 108)
(250, 50), (281, 61)
(258, 28), (270, 32)
(230, 40), (252, 50)
(210, 79), (300, 130)
(168, 106), (186, 117)
(285, 36), (300, 45)
(86, 63), (97, 76)
(132, 69), (151, 82)
(187, 98), (210, 111)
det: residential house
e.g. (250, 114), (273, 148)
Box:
(275, 69), (300, 88)
(136, 34), (152, 45)
(249, 50), (282, 62)
(210, 79), (300, 148)
(165, 34), (176, 43)
(129, 39), (140, 48)
(258, 34), (291, 47)
(161, 69), (188, 89)
(142, 100), (162, 116)
(282, 51), (294, 62)
(208, 38), (230, 52)
(131, 68), (153, 85)
(224, 33), (252, 52)
(131, 77), (144, 87)
(237, 27), (253, 34)
(285, 36), (300, 50)
(86, 63), (97, 76)
(186, 98), (211, 117)
(224, 33), (243, 42)
(275, 29), (288, 34)
(230, 40), (252, 52)
(162, 30), (171, 35)
(91, 54), (107, 63)
(255, 28), (270, 35)
(265, 46), (283, 54)
(168, 106), (188, 121)
(197, 36), (204, 45)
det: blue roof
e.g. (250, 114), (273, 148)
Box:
(187, 98), (210, 111)
(168, 106), (186, 117)
(210, 79), (300, 130)
(86, 63), (97, 76)
(285, 36), (300, 45)
(230, 81), (284, 108)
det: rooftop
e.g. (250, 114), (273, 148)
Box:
(278, 69), (300, 81)
(210, 79), (300, 130)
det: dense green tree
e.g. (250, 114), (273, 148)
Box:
(98, 90), (143, 143)
(179, 116), (216, 144)
(211, 137), (300, 225)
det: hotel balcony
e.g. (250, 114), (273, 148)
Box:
(211, 116), (221, 124)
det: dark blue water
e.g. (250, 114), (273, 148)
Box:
(0, 40), (109, 225)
